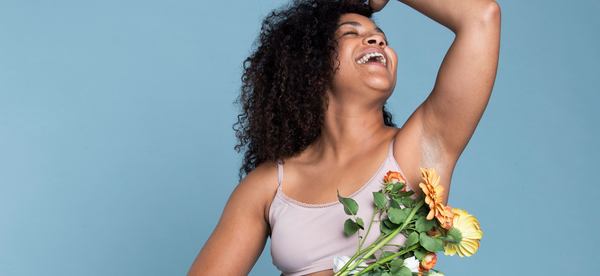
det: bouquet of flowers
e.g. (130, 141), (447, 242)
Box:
(333, 168), (483, 276)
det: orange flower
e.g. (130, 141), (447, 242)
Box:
(383, 170), (407, 192)
(436, 205), (455, 230)
(418, 168), (454, 229)
(420, 252), (437, 271)
(383, 170), (406, 184)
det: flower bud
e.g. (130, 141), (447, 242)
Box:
(420, 252), (437, 271)
(383, 171), (406, 185)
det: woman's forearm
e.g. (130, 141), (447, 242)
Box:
(397, 0), (500, 33)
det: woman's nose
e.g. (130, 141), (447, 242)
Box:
(363, 33), (386, 47)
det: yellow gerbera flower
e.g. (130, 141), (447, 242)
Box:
(444, 208), (483, 257)
(418, 168), (453, 229)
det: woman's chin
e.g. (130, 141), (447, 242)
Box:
(363, 78), (395, 92)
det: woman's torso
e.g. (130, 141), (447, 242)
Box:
(266, 129), (420, 276)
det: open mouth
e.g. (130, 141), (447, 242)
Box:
(356, 52), (387, 66)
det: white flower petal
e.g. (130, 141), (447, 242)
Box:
(332, 255), (367, 275)
(403, 256), (420, 273)
(332, 256), (350, 273)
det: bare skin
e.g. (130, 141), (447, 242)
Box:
(188, 0), (500, 275)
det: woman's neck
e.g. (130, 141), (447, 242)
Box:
(307, 103), (394, 164)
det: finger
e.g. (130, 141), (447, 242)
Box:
(369, 0), (390, 12)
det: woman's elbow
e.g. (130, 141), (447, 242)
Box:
(481, 1), (501, 25)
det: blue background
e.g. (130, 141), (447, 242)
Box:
(1, 0), (598, 275)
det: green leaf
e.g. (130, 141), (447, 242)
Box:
(380, 221), (393, 235)
(419, 232), (444, 252)
(446, 227), (463, 244)
(356, 217), (365, 230)
(381, 251), (395, 259)
(415, 217), (435, 233)
(400, 197), (415, 208)
(390, 198), (403, 209)
(385, 183), (394, 192)
(392, 267), (412, 276)
(414, 249), (427, 261)
(338, 190), (359, 215)
(373, 192), (388, 209)
(392, 197), (416, 209)
(373, 265), (383, 273)
(391, 182), (405, 194)
(399, 190), (414, 197)
(344, 218), (360, 236)
(388, 207), (412, 224)
(370, 270), (383, 276)
(405, 232), (419, 247)
(383, 218), (396, 229)
(389, 259), (404, 273)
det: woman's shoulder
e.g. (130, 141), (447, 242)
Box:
(236, 160), (280, 222)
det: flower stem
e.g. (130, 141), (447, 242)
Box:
(334, 237), (382, 276)
(336, 201), (424, 276)
(354, 244), (420, 275)
(358, 208), (378, 250)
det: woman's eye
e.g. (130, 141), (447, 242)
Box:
(343, 31), (358, 36)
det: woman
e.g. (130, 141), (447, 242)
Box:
(189, 0), (500, 275)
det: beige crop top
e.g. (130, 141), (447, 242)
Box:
(268, 137), (411, 275)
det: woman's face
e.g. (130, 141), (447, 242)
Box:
(331, 13), (398, 96)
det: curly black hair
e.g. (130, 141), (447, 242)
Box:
(233, 0), (397, 181)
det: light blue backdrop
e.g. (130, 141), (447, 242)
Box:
(1, 0), (598, 275)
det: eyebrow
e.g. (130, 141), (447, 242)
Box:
(338, 21), (386, 37)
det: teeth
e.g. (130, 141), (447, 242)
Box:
(356, 52), (386, 66)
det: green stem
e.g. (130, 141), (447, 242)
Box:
(358, 209), (378, 250)
(334, 243), (372, 275)
(355, 215), (360, 253)
(336, 201), (424, 276)
(334, 236), (383, 276)
(334, 228), (409, 276)
(383, 243), (404, 248)
(355, 244), (420, 275)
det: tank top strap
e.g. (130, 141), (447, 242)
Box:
(276, 135), (396, 193)
(388, 134), (397, 158)
(387, 133), (411, 188)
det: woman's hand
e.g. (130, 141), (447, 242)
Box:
(368, 0), (391, 12)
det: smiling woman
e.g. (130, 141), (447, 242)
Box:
(230, 0), (398, 182)
(332, 13), (398, 96)
(188, 0), (500, 274)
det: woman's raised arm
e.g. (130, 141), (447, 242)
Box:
(187, 162), (276, 275)
(402, 0), (500, 189)
(373, 0), (501, 202)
